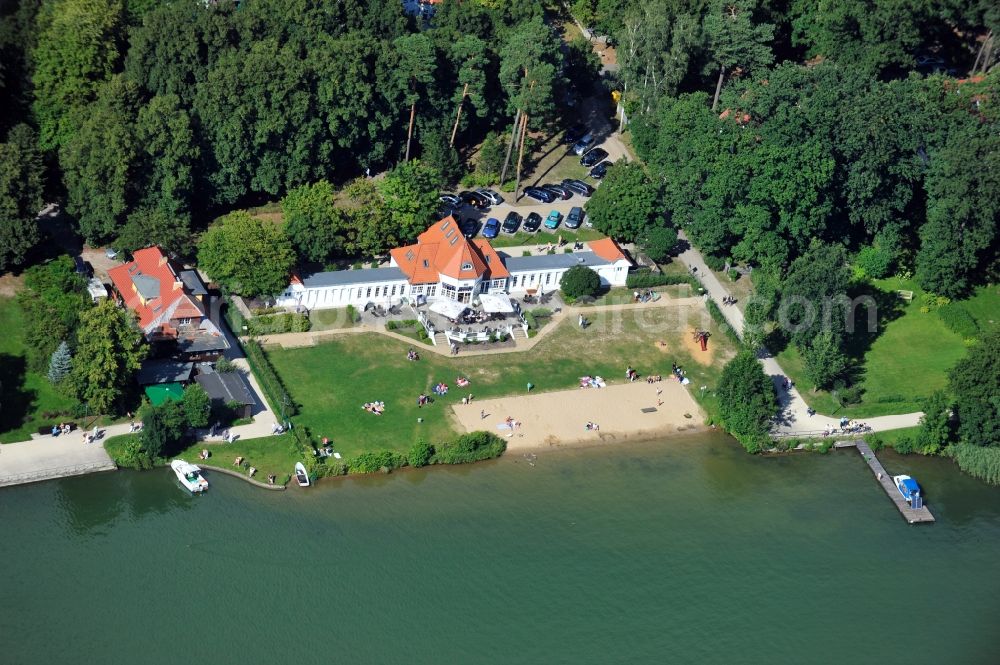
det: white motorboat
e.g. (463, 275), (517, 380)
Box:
(294, 461), (310, 487)
(171, 460), (208, 493)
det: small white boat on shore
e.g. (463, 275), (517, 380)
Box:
(294, 462), (310, 487)
(171, 460), (209, 493)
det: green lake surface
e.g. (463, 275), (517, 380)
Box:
(2, 433), (999, 664)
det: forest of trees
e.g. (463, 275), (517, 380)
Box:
(0, 0), (580, 256)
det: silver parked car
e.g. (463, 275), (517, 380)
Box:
(476, 188), (504, 206)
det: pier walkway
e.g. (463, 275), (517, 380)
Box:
(836, 439), (935, 524)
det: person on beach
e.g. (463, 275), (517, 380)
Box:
(480, 409), (486, 420)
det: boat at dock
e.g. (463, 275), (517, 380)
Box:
(294, 462), (310, 487)
(892, 475), (922, 506)
(171, 460), (209, 493)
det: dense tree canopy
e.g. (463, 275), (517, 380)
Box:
(584, 162), (662, 241)
(950, 330), (1000, 449)
(717, 350), (777, 453)
(197, 211), (296, 297)
(69, 299), (147, 415)
(0, 124), (44, 270)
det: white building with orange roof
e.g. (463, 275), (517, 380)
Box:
(277, 217), (631, 311)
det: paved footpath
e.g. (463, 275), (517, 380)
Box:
(676, 231), (923, 436)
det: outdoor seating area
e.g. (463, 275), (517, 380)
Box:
(415, 295), (529, 346)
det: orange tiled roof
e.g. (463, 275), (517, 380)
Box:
(107, 246), (205, 333)
(391, 217), (506, 283)
(589, 238), (627, 263)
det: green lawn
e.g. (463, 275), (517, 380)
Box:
(520, 128), (591, 187)
(309, 307), (358, 331)
(778, 280), (992, 417)
(0, 297), (79, 443)
(490, 227), (605, 249)
(266, 304), (737, 458)
(178, 434), (299, 485)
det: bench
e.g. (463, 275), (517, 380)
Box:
(37, 422), (78, 435)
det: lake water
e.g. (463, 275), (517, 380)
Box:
(2, 434), (999, 664)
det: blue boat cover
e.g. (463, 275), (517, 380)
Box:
(901, 478), (920, 493)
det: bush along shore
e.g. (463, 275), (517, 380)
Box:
(106, 426), (508, 487)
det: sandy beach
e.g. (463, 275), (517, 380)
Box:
(451, 380), (705, 450)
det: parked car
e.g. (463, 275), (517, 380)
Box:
(502, 211), (522, 234)
(561, 178), (595, 197)
(459, 190), (489, 209)
(458, 217), (479, 238)
(523, 212), (542, 232)
(564, 123), (588, 144)
(74, 256), (92, 277)
(104, 247), (118, 260)
(476, 188), (504, 206)
(572, 133), (596, 155)
(589, 161), (612, 179)
(524, 186), (556, 203)
(541, 183), (572, 200)
(580, 147), (608, 167)
(439, 193), (462, 206)
(565, 206), (584, 229)
(482, 217), (501, 238)
(544, 210), (562, 230)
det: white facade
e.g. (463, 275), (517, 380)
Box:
(278, 249), (630, 312)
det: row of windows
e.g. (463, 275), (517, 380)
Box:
(357, 283), (407, 299)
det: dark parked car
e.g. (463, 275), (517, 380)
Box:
(561, 179), (595, 197)
(524, 186), (556, 203)
(523, 212), (542, 232)
(571, 133), (596, 155)
(458, 217), (479, 238)
(564, 123), (588, 144)
(459, 190), (489, 209)
(502, 211), (522, 234)
(74, 256), (92, 277)
(580, 147), (608, 167)
(482, 217), (501, 239)
(589, 161), (612, 179)
(542, 183), (572, 200)
(565, 206), (584, 229)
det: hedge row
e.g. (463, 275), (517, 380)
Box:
(937, 302), (979, 340)
(246, 312), (311, 335)
(243, 339), (298, 417)
(626, 270), (697, 289)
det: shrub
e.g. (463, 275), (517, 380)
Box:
(938, 302), (979, 340)
(182, 384), (212, 428)
(704, 254), (726, 271)
(345, 304), (360, 323)
(385, 320), (399, 330)
(560, 265), (601, 299)
(524, 312), (538, 329)
(350, 450), (405, 474)
(840, 385), (864, 405)
(855, 245), (894, 279)
(522, 250), (532, 257)
(105, 435), (153, 470)
(867, 434), (885, 452)
(434, 431), (507, 464)
(215, 357), (237, 373)
(530, 308), (552, 318)
(891, 435), (916, 454)
(408, 440), (435, 468)
(417, 328), (429, 341)
(728, 268), (740, 281)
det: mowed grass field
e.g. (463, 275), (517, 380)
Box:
(0, 297), (79, 443)
(779, 281), (998, 417)
(266, 303), (737, 458)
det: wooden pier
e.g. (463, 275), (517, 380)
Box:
(836, 439), (935, 524)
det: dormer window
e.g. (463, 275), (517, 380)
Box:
(461, 262), (473, 271)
